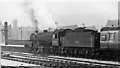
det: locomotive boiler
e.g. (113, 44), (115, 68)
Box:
(29, 30), (53, 53)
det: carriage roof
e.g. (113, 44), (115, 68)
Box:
(101, 27), (120, 31)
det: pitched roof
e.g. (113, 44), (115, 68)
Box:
(106, 20), (118, 27)
(101, 27), (120, 31)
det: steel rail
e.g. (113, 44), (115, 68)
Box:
(2, 51), (120, 68)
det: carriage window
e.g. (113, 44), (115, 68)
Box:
(101, 35), (107, 41)
(53, 34), (57, 39)
(109, 33), (114, 41)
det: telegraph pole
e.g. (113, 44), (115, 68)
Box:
(4, 22), (8, 45)
(20, 27), (23, 40)
(55, 22), (58, 29)
(118, 1), (120, 27)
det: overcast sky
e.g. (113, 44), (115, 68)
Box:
(0, 0), (119, 30)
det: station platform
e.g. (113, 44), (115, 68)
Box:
(0, 43), (24, 47)
(1, 43), (29, 53)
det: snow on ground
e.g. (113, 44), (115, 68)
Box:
(0, 43), (24, 47)
(49, 56), (120, 65)
(1, 59), (40, 66)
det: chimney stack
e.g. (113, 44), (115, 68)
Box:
(12, 19), (18, 40)
(4, 22), (8, 45)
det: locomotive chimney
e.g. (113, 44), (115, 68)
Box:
(34, 19), (38, 32)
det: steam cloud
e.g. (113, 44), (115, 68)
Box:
(22, 0), (56, 30)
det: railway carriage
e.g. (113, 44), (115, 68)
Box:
(100, 27), (120, 60)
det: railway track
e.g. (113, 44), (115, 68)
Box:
(1, 51), (120, 68)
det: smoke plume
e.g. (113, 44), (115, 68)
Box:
(22, 0), (56, 30)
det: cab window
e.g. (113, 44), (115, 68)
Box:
(53, 34), (57, 39)
(101, 35), (107, 41)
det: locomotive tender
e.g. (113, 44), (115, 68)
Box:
(52, 28), (100, 58)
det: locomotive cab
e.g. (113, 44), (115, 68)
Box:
(52, 29), (69, 46)
(52, 33), (59, 46)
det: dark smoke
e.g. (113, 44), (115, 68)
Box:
(21, 0), (56, 30)
(22, 1), (38, 31)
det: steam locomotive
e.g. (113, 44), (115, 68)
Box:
(27, 27), (120, 61)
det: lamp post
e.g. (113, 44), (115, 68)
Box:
(21, 27), (22, 40)
(19, 27), (23, 40)
(55, 22), (58, 29)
